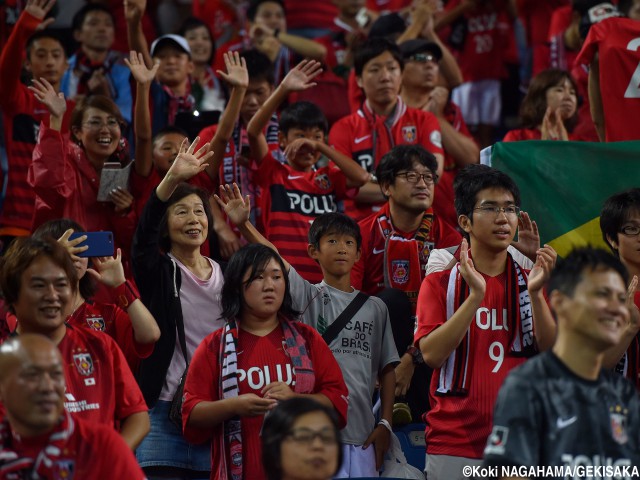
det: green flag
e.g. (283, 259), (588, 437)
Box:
(483, 140), (640, 257)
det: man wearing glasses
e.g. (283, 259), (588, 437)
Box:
(400, 39), (479, 230)
(600, 188), (640, 390)
(414, 164), (557, 479)
(351, 144), (461, 421)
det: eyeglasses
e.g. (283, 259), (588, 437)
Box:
(620, 225), (640, 236)
(473, 205), (521, 217)
(286, 428), (337, 446)
(396, 171), (438, 185)
(83, 118), (121, 130)
(408, 53), (438, 63)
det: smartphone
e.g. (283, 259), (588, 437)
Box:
(68, 232), (114, 258)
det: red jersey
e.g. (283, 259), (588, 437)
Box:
(58, 325), (147, 428)
(366, 0), (411, 13)
(352, 203), (461, 295)
(192, 0), (242, 45)
(414, 268), (531, 458)
(329, 97), (443, 221)
(283, 0), (337, 30)
(252, 152), (357, 283)
(576, 17), (640, 142)
(3, 415), (146, 480)
(67, 301), (154, 373)
(0, 10), (74, 236)
(442, 0), (514, 82)
(182, 323), (348, 480)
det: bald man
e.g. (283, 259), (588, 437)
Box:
(0, 334), (147, 479)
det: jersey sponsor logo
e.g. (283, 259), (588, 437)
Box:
(64, 398), (101, 413)
(237, 364), (294, 390)
(86, 316), (105, 331)
(53, 459), (75, 480)
(354, 150), (374, 171)
(556, 415), (577, 429)
(484, 425), (508, 455)
(73, 353), (94, 376)
(402, 125), (417, 143)
(475, 308), (508, 331)
(430, 130), (442, 149)
(391, 260), (409, 284)
(271, 185), (339, 216)
(373, 247), (385, 254)
(354, 134), (371, 144)
(314, 173), (332, 190)
(610, 405), (629, 444)
(467, 13), (497, 33)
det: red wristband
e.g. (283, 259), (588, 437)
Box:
(113, 280), (138, 310)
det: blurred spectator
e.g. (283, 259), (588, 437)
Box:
(283, 0), (338, 38)
(192, 0), (247, 48)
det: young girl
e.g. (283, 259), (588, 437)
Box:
(182, 243), (348, 480)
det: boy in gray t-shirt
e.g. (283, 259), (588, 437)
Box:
(216, 185), (399, 477)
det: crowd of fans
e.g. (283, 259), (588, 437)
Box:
(0, 0), (639, 478)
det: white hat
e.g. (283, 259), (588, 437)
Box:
(150, 34), (191, 57)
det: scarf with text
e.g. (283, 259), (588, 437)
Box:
(217, 316), (315, 480)
(74, 49), (120, 97)
(379, 205), (435, 310)
(0, 411), (74, 479)
(436, 253), (536, 396)
(162, 83), (195, 125)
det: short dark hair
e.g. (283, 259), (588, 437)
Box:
(242, 49), (275, 86)
(152, 125), (188, 144)
(547, 246), (629, 298)
(308, 213), (362, 249)
(220, 244), (300, 320)
(25, 31), (65, 60)
(600, 188), (640, 255)
(262, 397), (343, 480)
(454, 164), (521, 221)
(279, 101), (328, 135)
(158, 183), (214, 252)
(353, 37), (403, 76)
(32, 219), (96, 300)
(0, 237), (78, 311)
(247, 0), (285, 21)
(177, 17), (216, 64)
(519, 68), (579, 130)
(375, 144), (438, 190)
(72, 3), (114, 32)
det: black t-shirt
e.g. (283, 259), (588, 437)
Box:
(483, 351), (640, 479)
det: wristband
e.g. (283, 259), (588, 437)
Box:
(378, 419), (392, 432)
(407, 345), (424, 365)
(113, 280), (139, 310)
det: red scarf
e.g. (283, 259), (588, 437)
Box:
(162, 83), (195, 125)
(0, 411), (75, 479)
(74, 49), (120, 97)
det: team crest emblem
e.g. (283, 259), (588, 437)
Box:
(53, 460), (75, 479)
(86, 316), (105, 331)
(402, 126), (417, 143)
(73, 353), (94, 376)
(315, 174), (332, 190)
(391, 260), (409, 284)
(484, 426), (508, 455)
(609, 406), (629, 444)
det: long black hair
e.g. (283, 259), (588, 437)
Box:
(220, 244), (299, 320)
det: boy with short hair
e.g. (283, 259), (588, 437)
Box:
(247, 59), (371, 283)
(414, 164), (557, 479)
(216, 185), (398, 477)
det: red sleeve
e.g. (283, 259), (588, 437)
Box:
(502, 130), (520, 142)
(0, 10), (39, 112)
(252, 152), (281, 187)
(300, 324), (349, 428)
(196, 124), (218, 151)
(108, 335), (148, 420)
(418, 111), (444, 157)
(328, 117), (354, 156)
(182, 331), (221, 444)
(575, 21), (604, 66)
(414, 271), (449, 345)
(90, 424), (147, 480)
(434, 216), (462, 248)
(326, 167), (358, 199)
(103, 302), (154, 362)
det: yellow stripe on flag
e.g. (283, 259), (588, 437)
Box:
(547, 217), (609, 258)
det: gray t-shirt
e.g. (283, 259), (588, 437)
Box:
(289, 268), (400, 445)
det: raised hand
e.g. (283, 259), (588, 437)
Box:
(123, 0), (146, 23)
(249, 23), (275, 42)
(280, 60), (323, 93)
(166, 137), (213, 182)
(217, 51), (249, 88)
(541, 106), (569, 141)
(125, 50), (159, 84)
(625, 275), (640, 334)
(425, 86), (449, 116)
(511, 211), (540, 262)
(28, 78), (66, 118)
(87, 69), (111, 96)
(283, 138), (317, 161)
(57, 228), (88, 261)
(459, 238), (486, 296)
(86, 249), (127, 288)
(25, 0), (55, 21)
(527, 244), (557, 293)
(214, 183), (250, 227)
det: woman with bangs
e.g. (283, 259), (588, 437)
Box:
(181, 243), (348, 480)
(28, 82), (138, 259)
(503, 68), (580, 142)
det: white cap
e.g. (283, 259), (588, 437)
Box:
(150, 34), (191, 57)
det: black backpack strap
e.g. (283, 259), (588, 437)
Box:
(322, 292), (369, 346)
